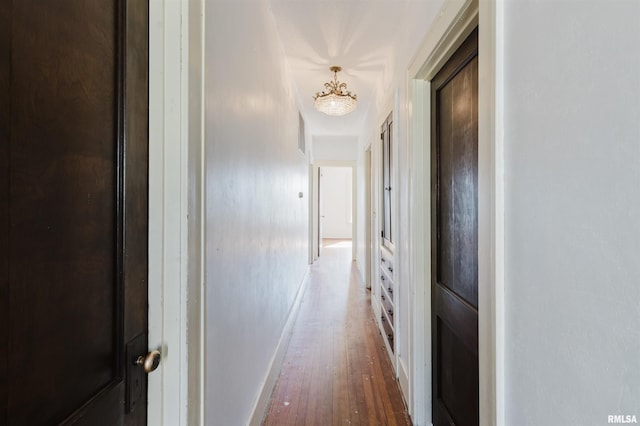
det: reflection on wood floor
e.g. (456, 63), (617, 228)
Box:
(262, 239), (411, 426)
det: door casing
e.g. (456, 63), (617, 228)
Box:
(311, 161), (357, 262)
(406, 0), (505, 424)
(364, 147), (372, 289)
(147, 0), (205, 424)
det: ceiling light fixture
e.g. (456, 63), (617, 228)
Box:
(313, 66), (357, 116)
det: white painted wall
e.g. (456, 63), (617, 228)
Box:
(353, 1), (444, 410)
(355, 146), (373, 288)
(503, 1), (640, 425)
(321, 167), (353, 239)
(313, 135), (358, 161)
(355, 116), (380, 288)
(203, 1), (309, 424)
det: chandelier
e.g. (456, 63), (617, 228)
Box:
(313, 66), (357, 116)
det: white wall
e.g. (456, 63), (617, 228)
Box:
(204, 1), (309, 424)
(356, 114), (378, 277)
(313, 135), (358, 161)
(503, 1), (640, 425)
(355, 142), (369, 284)
(353, 2), (443, 407)
(321, 167), (353, 239)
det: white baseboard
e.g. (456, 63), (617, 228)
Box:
(247, 267), (311, 426)
(398, 357), (410, 409)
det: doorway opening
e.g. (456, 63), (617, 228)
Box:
(320, 166), (353, 242)
(312, 161), (357, 262)
(407, 1), (503, 424)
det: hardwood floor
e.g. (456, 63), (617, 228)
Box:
(262, 239), (411, 426)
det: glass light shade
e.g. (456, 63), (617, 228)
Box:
(314, 93), (357, 116)
(313, 66), (357, 117)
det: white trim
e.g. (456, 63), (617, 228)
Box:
(479, 1), (505, 425)
(408, 0), (477, 81)
(407, 0), (504, 425)
(187, 0), (206, 424)
(408, 77), (430, 426)
(398, 357), (410, 407)
(352, 163), (357, 261)
(308, 163), (315, 264)
(392, 90), (399, 259)
(364, 147), (373, 289)
(312, 164), (319, 261)
(248, 268), (312, 426)
(369, 131), (381, 335)
(148, 0), (203, 423)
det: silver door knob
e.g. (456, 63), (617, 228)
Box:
(136, 350), (161, 373)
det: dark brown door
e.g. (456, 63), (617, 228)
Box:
(0, 0), (149, 424)
(431, 27), (479, 426)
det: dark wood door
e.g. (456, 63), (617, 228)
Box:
(0, 0), (149, 424)
(431, 27), (479, 426)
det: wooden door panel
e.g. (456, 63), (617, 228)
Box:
(436, 56), (478, 308)
(436, 317), (479, 426)
(431, 27), (479, 426)
(0, 0), (10, 421)
(1, 0), (149, 424)
(435, 286), (478, 354)
(122, 0), (150, 351)
(9, 3), (118, 423)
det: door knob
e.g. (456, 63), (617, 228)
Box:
(136, 350), (161, 373)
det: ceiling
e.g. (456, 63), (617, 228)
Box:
(267, 0), (444, 137)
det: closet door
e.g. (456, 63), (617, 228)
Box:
(431, 27), (479, 426)
(0, 0), (150, 424)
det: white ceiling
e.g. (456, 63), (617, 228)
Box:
(267, 0), (444, 136)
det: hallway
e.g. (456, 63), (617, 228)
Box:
(262, 240), (410, 425)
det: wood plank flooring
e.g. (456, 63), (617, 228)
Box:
(262, 239), (411, 426)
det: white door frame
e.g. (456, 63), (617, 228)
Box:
(407, 0), (505, 425)
(311, 161), (358, 260)
(364, 147), (372, 288)
(148, 0), (204, 424)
